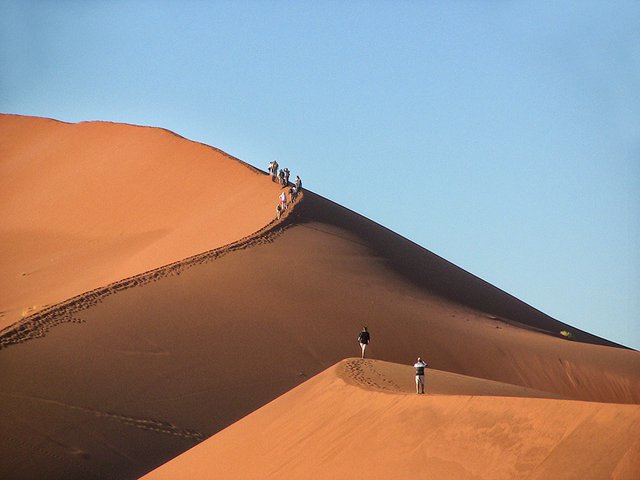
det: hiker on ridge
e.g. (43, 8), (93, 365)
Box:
(357, 326), (370, 359)
(268, 160), (279, 182)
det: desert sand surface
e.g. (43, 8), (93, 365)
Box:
(1, 115), (638, 480)
(142, 359), (640, 480)
(0, 113), (279, 330)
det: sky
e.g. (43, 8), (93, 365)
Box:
(1, 1), (638, 349)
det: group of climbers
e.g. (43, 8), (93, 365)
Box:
(269, 160), (302, 220)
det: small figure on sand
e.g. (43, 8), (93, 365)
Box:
(279, 191), (287, 211)
(276, 203), (283, 220)
(414, 357), (428, 394)
(283, 167), (290, 186)
(357, 326), (370, 359)
(289, 185), (298, 202)
(268, 160), (279, 182)
(295, 175), (302, 192)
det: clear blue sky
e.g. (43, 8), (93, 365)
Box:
(2, 1), (638, 349)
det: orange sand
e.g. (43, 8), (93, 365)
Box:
(143, 359), (640, 480)
(1, 115), (638, 480)
(0, 114), (280, 329)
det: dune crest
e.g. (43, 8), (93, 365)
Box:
(338, 358), (564, 399)
(0, 114), (285, 329)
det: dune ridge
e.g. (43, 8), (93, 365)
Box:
(296, 193), (625, 349)
(0, 193), (299, 350)
(0, 113), (283, 329)
(1, 115), (638, 480)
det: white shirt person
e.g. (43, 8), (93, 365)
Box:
(414, 357), (428, 394)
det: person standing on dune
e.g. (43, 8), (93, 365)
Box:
(269, 160), (279, 182)
(267, 160), (276, 181)
(357, 327), (370, 359)
(414, 357), (428, 394)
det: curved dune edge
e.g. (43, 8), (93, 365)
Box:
(0, 114), (286, 330)
(142, 358), (640, 480)
(338, 358), (566, 399)
(0, 191), (302, 349)
(294, 192), (626, 349)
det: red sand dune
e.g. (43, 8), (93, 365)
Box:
(0, 114), (279, 330)
(1, 115), (638, 480)
(142, 359), (640, 480)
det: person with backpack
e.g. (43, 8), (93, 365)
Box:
(414, 357), (428, 394)
(357, 326), (370, 359)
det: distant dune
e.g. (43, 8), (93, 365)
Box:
(1, 115), (638, 480)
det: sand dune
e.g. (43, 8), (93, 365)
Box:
(142, 359), (640, 480)
(0, 114), (280, 330)
(1, 115), (638, 480)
